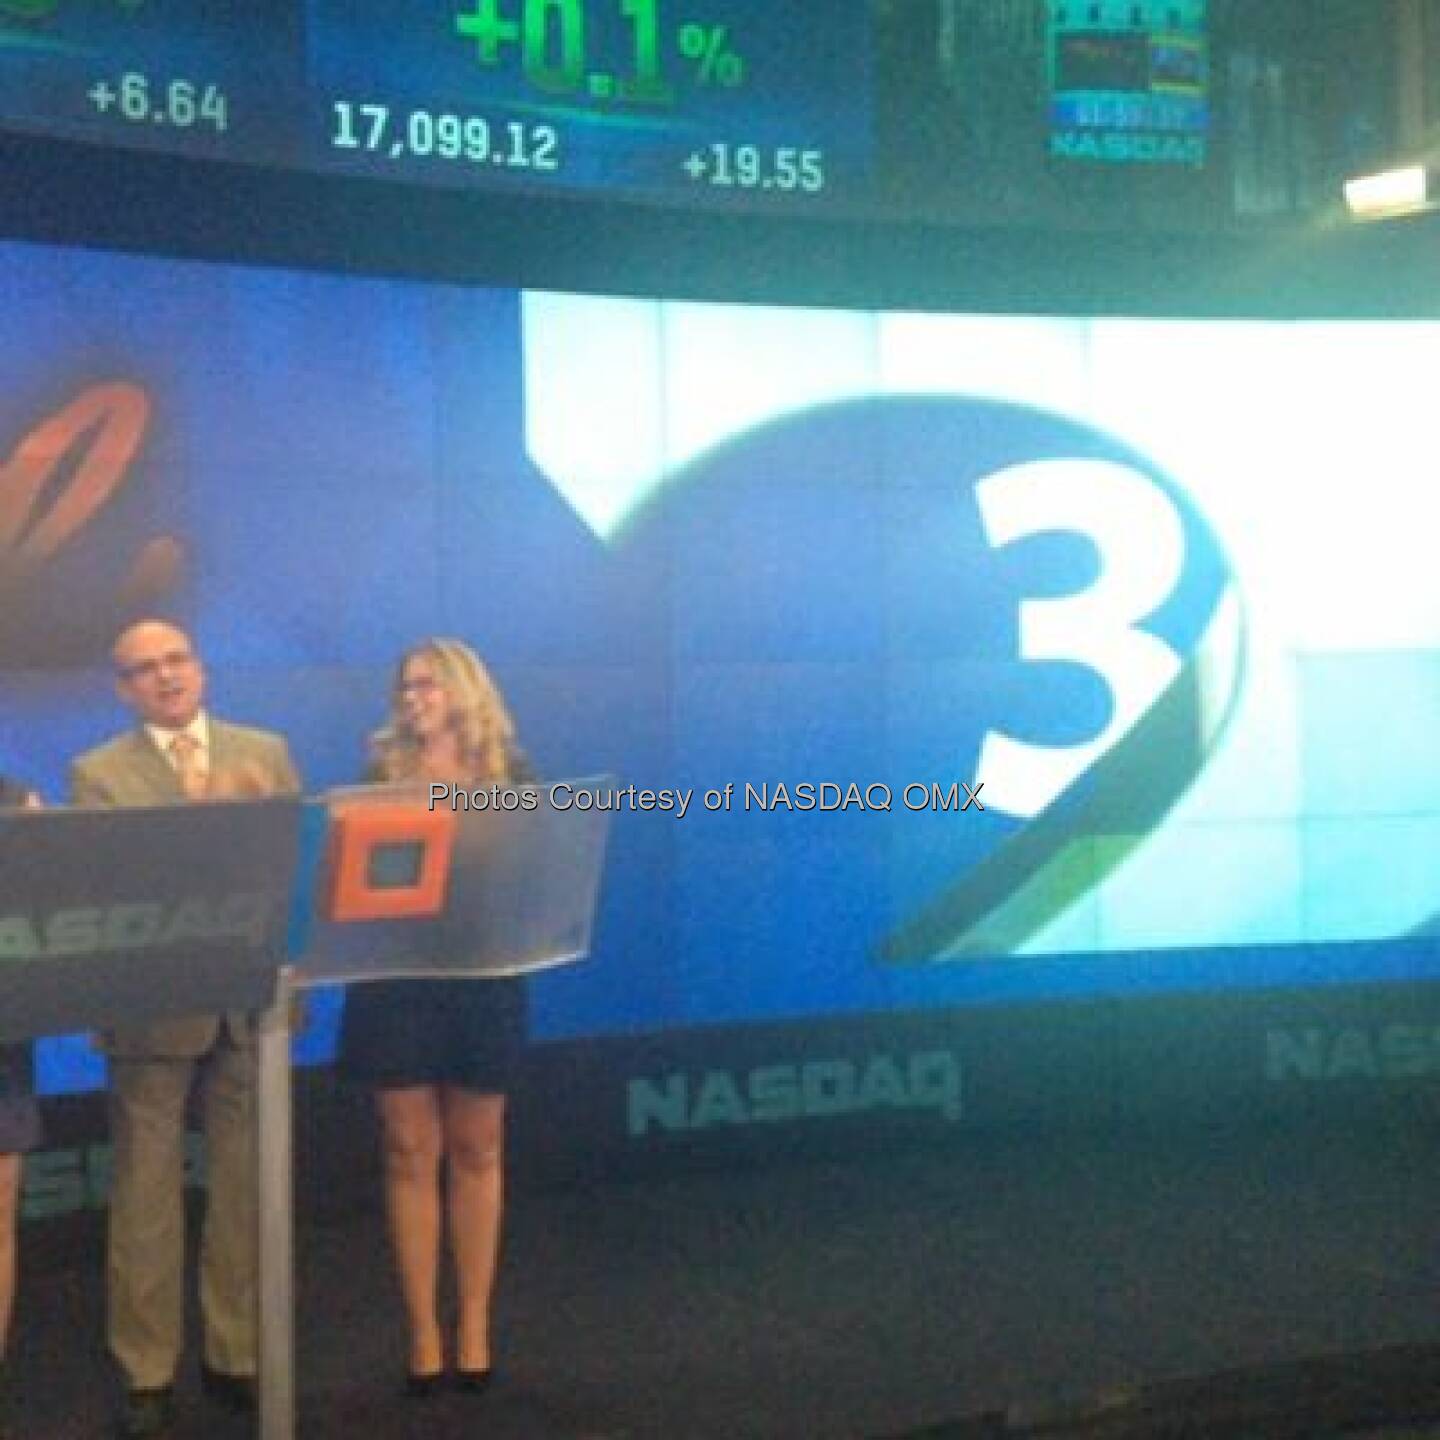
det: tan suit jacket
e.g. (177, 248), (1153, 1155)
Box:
(69, 718), (301, 1059)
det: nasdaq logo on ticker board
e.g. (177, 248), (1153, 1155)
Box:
(601, 395), (1241, 962)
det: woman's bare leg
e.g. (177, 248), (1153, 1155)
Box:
(442, 1090), (506, 1374)
(376, 1088), (445, 1376)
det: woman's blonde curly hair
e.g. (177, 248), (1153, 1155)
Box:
(372, 638), (517, 782)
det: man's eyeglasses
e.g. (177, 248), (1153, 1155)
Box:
(117, 650), (195, 682)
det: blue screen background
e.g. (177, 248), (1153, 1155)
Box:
(0, 243), (1435, 1094)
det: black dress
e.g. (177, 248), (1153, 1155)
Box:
(337, 754), (531, 1095)
(0, 777), (42, 1153)
(339, 975), (526, 1095)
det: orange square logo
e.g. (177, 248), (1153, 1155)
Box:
(324, 800), (457, 922)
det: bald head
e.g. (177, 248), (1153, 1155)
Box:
(113, 620), (205, 730)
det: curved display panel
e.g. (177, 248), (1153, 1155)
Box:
(0, 238), (1434, 1094)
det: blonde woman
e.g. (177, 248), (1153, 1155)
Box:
(339, 640), (533, 1397)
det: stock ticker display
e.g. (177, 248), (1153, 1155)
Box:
(0, 0), (874, 209)
(0, 0), (1213, 217)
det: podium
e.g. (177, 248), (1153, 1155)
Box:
(300, 779), (610, 983)
(0, 800), (299, 1045)
(0, 779), (612, 1440)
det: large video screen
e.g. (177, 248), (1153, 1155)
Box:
(1, 240), (1435, 1093)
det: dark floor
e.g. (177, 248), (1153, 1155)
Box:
(10, 1117), (1440, 1438)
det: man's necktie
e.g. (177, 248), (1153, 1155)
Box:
(168, 732), (208, 800)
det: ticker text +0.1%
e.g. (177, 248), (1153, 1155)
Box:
(453, 2), (745, 105)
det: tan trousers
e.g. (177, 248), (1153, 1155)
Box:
(107, 1038), (258, 1388)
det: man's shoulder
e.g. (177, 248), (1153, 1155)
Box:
(71, 730), (147, 775)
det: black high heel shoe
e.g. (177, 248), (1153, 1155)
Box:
(403, 1370), (446, 1399)
(454, 1367), (493, 1395)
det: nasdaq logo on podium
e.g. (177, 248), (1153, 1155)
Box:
(0, 894), (274, 961)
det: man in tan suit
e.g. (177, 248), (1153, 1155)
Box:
(71, 620), (300, 1439)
